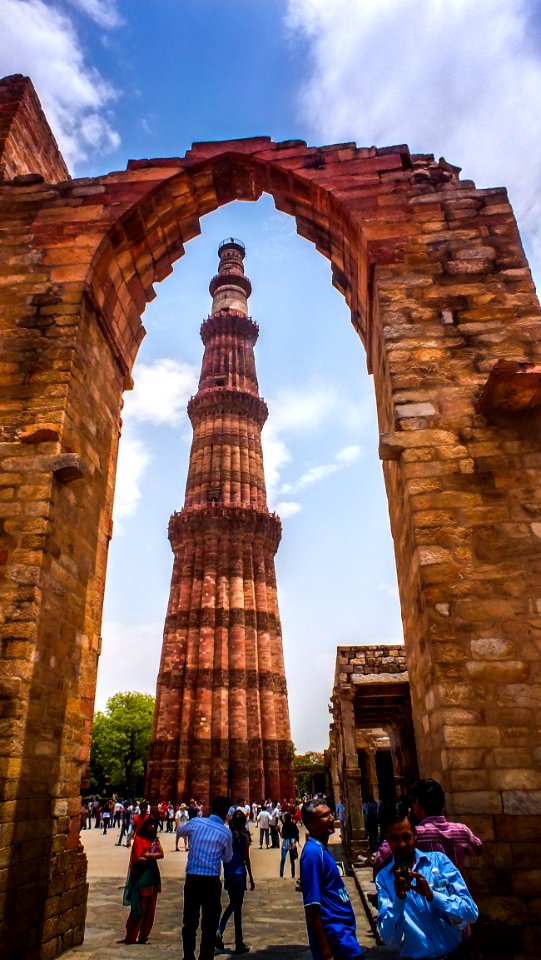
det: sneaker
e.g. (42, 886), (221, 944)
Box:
(215, 934), (225, 952)
(234, 945), (249, 954)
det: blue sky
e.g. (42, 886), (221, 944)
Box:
(2, 0), (540, 751)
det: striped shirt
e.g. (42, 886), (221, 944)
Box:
(178, 814), (233, 876)
(374, 815), (483, 873)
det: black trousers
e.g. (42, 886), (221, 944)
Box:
(218, 885), (245, 946)
(182, 873), (222, 960)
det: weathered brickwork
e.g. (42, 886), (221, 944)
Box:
(335, 644), (408, 681)
(0, 74), (68, 183)
(0, 74), (541, 957)
(145, 241), (295, 807)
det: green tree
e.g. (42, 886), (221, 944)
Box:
(293, 750), (325, 768)
(293, 749), (326, 796)
(89, 692), (155, 795)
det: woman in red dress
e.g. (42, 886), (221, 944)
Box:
(120, 812), (164, 944)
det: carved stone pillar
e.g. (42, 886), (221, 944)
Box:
(338, 696), (363, 853)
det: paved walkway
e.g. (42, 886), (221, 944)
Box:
(65, 825), (398, 960)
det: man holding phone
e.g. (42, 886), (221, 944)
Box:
(376, 811), (478, 959)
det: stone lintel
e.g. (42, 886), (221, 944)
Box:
(350, 671), (409, 686)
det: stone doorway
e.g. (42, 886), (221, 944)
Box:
(329, 645), (418, 856)
(2, 74), (541, 959)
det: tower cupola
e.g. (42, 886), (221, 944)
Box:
(209, 237), (252, 315)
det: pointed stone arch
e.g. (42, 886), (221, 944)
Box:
(1, 75), (541, 959)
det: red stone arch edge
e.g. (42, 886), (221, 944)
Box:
(83, 142), (418, 386)
(2, 75), (541, 958)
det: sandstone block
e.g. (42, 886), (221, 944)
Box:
(491, 748), (534, 769)
(490, 769), (541, 791)
(470, 637), (515, 660)
(502, 791), (541, 815)
(441, 748), (487, 770)
(443, 725), (500, 748)
(451, 791), (502, 814)
(395, 401), (436, 419)
(466, 660), (528, 682)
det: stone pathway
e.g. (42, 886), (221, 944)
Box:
(65, 827), (398, 960)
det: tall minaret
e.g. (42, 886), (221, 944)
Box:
(146, 239), (296, 807)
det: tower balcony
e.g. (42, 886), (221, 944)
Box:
(209, 272), (252, 298)
(200, 310), (259, 344)
(187, 387), (268, 427)
(168, 502), (282, 553)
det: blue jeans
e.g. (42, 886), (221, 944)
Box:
(280, 843), (296, 877)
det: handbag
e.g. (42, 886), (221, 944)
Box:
(289, 842), (298, 861)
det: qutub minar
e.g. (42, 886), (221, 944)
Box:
(146, 239), (296, 807)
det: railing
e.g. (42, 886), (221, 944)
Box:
(218, 237), (245, 253)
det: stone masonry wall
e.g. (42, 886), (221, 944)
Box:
(335, 644), (408, 684)
(0, 75), (69, 183)
(1, 75), (541, 958)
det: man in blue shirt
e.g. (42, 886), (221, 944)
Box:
(178, 796), (233, 960)
(300, 799), (363, 960)
(376, 810), (478, 959)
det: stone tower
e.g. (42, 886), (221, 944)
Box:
(146, 239), (295, 807)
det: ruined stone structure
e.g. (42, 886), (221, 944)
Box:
(1, 72), (541, 958)
(328, 645), (418, 855)
(145, 240), (295, 807)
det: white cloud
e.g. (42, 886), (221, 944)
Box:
(262, 430), (292, 506)
(292, 463), (338, 490)
(95, 620), (162, 710)
(64, 0), (122, 28)
(112, 359), (199, 527)
(0, 0), (120, 167)
(280, 443), (363, 496)
(270, 384), (337, 433)
(262, 381), (337, 505)
(335, 444), (362, 465)
(275, 500), (302, 519)
(287, 0), (541, 279)
(113, 434), (151, 528)
(124, 359), (199, 427)
(263, 381), (361, 505)
(263, 385), (367, 506)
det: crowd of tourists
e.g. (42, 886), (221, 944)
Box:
(82, 779), (482, 959)
(81, 796), (306, 854)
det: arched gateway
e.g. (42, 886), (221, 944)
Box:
(0, 74), (540, 959)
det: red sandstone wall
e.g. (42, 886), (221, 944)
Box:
(0, 75), (69, 183)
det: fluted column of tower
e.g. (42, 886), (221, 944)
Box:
(146, 239), (296, 808)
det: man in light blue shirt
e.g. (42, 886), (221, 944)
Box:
(178, 796), (233, 960)
(376, 810), (478, 959)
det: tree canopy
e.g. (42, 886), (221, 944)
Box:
(89, 692), (155, 795)
(293, 750), (325, 768)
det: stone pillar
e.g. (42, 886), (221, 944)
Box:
(366, 747), (379, 800)
(338, 696), (363, 853)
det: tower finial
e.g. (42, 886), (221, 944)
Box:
(209, 238), (252, 315)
